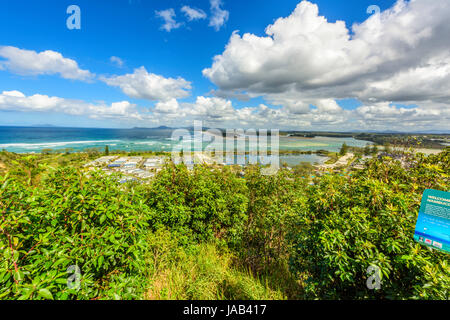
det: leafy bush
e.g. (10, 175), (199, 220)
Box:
(289, 150), (450, 299)
(144, 164), (248, 246)
(0, 168), (153, 299)
(0, 149), (448, 300)
(241, 167), (306, 273)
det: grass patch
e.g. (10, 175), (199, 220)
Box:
(144, 230), (286, 300)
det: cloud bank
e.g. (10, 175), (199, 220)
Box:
(0, 90), (142, 121)
(201, 0), (450, 130)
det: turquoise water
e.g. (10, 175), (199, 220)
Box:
(0, 126), (372, 165)
(279, 136), (372, 152)
(279, 154), (328, 166)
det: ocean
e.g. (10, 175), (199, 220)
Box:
(0, 126), (373, 165)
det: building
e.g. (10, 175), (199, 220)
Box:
(144, 157), (165, 169)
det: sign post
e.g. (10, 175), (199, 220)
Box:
(414, 189), (450, 254)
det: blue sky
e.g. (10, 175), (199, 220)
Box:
(0, 0), (449, 131)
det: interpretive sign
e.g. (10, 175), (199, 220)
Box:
(414, 189), (450, 254)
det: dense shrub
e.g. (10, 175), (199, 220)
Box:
(0, 168), (153, 299)
(242, 167), (306, 273)
(144, 164), (248, 246)
(289, 149), (450, 299)
(0, 149), (448, 300)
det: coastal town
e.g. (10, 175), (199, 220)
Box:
(81, 149), (363, 184)
(84, 155), (167, 183)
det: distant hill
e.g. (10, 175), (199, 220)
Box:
(133, 126), (173, 130)
(412, 130), (450, 134)
(30, 124), (59, 128)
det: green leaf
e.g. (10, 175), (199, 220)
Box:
(13, 270), (24, 282)
(38, 288), (54, 300)
(98, 255), (104, 268)
(52, 258), (67, 268)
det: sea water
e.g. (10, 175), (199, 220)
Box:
(0, 126), (372, 165)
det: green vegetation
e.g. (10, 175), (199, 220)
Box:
(354, 133), (448, 149)
(339, 143), (349, 156)
(291, 151), (450, 299)
(0, 148), (449, 300)
(292, 162), (314, 177)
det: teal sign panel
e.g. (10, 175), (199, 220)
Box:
(414, 189), (450, 254)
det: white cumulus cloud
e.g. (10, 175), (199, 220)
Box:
(101, 66), (192, 102)
(203, 0), (450, 131)
(0, 46), (94, 81)
(154, 98), (180, 114)
(0, 90), (143, 120)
